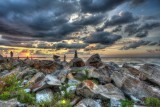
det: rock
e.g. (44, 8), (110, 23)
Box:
(110, 99), (121, 107)
(30, 60), (63, 73)
(76, 80), (125, 100)
(17, 68), (37, 80)
(31, 75), (61, 92)
(69, 58), (85, 68)
(123, 63), (146, 79)
(28, 72), (45, 85)
(88, 66), (111, 84)
(139, 64), (160, 86)
(0, 70), (9, 77)
(3, 66), (22, 78)
(51, 69), (68, 83)
(68, 79), (80, 86)
(86, 54), (103, 68)
(0, 55), (4, 63)
(111, 71), (160, 99)
(75, 98), (101, 107)
(36, 88), (53, 103)
(0, 98), (26, 107)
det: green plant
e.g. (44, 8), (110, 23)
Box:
(121, 99), (134, 107)
(144, 97), (160, 107)
(0, 91), (10, 100)
(17, 90), (36, 105)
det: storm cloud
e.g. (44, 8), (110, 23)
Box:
(84, 31), (122, 45)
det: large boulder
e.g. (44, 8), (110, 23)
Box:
(0, 55), (4, 63)
(30, 75), (61, 92)
(86, 54), (103, 68)
(111, 70), (160, 99)
(76, 80), (125, 100)
(75, 98), (101, 107)
(69, 58), (85, 68)
(139, 64), (160, 86)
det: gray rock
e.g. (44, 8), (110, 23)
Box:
(3, 66), (22, 78)
(31, 74), (61, 92)
(76, 80), (125, 100)
(0, 54), (4, 63)
(112, 70), (160, 99)
(75, 98), (101, 107)
(69, 58), (85, 68)
(51, 69), (68, 83)
(139, 64), (160, 86)
(36, 88), (53, 103)
(86, 54), (103, 68)
(110, 99), (121, 107)
(28, 72), (45, 85)
(0, 99), (26, 107)
(0, 70), (10, 77)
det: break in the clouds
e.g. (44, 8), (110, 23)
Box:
(0, 0), (160, 54)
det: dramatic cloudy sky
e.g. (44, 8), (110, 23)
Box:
(0, 0), (160, 57)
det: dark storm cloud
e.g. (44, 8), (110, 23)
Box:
(112, 25), (122, 32)
(102, 11), (138, 29)
(80, 0), (126, 13)
(53, 42), (88, 49)
(120, 40), (159, 50)
(125, 21), (160, 37)
(84, 31), (122, 45)
(135, 31), (148, 38)
(130, 0), (146, 6)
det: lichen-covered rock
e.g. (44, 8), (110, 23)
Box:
(75, 98), (101, 107)
(76, 80), (125, 100)
(86, 54), (103, 68)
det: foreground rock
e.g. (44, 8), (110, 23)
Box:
(111, 70), (160, 99)
(69, 58), (85, 68)
(76, 80), (125, 100)
(30, 60), (63, 73)
(86, 54), (103, 68)
(0, 55), (4, 63)
(139, 64), (160, 86)
(75, 98), (101, 107)
(0, 99), (26, 107)
(36, 88), (53, 103)
(31, 74), (61, 92)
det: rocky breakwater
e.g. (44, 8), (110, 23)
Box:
(0, 53), (160, 107)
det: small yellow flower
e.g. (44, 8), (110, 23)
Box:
(62, 100), (66, 104)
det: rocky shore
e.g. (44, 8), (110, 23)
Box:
(0, 53), (160, 107)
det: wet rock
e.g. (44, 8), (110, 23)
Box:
(139, 64), (160, 86)
(0, 54), (4, 63)
(69, 58), (85, 68)
(86, 54), (103, 68)
(31, 75), (61, 92)
(28, 72), (45, 85)
(36, 88), (53, 103)
(75, 98), (101, 107)
(76, 80), (125, 100)
(0, 98), (26, 107)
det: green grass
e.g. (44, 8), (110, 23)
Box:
(0, 74), (36, 105)
(144, 97), (160, 107)
(120, 99), (134, 107)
